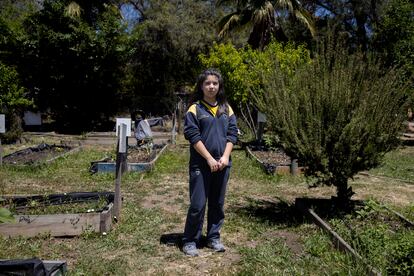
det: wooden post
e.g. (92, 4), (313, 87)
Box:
(171, 112), (176, 145)
(177, 100), (183, 134)
(114, 123), (127, 221)
(0, 114), (5, 166)
(290, 159), (298, 175)
(0, 138), (2, 166)
(256, 111), (266, 144)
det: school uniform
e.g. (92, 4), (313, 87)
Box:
(183, 100), (238, 245)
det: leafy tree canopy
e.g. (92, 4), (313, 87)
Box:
(199, 40), (310, 104)
(373, 0), (414, 78)
(125, 0), (219, 115)
(0, 62), (33, 142)
(17, 0), (128, 132)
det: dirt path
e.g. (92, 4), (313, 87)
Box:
(139, 163), (243, 275)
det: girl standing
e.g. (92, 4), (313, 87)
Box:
(182, 69), (238, 256)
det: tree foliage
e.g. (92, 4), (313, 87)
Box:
(373, 0), (414, 79)
(199, 40), (310, 103)
(302, 0), (385, 50)
(125, 0), (219, 115)
(217, 0), (316, 50)
(199, 40), (309, 139)
(16, 0), (128, 132)
(254, 39), (409, 206)
(0, 62), (33, 142)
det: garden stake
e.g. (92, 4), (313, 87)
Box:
(304, 206), (381, 276)
(114, 123), (127, 222)
(0, 114), (4, 166)
(0, 138), (2, 166)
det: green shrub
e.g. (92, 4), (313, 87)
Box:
(254, 39), (409, 206)
(199, 41), (310, 139)
(387, 231), (414, 275)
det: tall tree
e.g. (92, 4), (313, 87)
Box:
(373, 0), (414, 78)
(18, 0), (128, 132)
(304, 0), (384, 50)
(217, 0), (316, 49)
(125, 0), (219, 115)
(0, 62), (32, 142)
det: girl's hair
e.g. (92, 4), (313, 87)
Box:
(191, 68), (228, 116)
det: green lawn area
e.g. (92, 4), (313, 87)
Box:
(368, 146), (414, 182)
(0, 135), (413, 275)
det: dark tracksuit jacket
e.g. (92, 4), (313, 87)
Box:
(183, 100), (238, 244)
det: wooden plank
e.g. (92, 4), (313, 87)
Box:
(246, 146), (302, 175)
(45, 146), (82, 164)
(0, 213), (100, 237)
(306, 208), (381, 276)
(307, 208), (362, 256)
(93, 144), (168, 173)
(382, 205), (414, 228)
(148, 144), (168, 166)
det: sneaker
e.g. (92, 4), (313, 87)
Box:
(206, 239), (225, 252)
(183, 242), (199, 257)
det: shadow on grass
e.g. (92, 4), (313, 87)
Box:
(160, 233), (183, 248)
(159, 233), (217, 250)
(230, 197), (366, 227)
(230, 197), (305, 227)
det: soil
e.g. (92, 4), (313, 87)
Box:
(127, 144), (165, 163)
(268, 229), (304, 256)
(250, 148), (292, 165)
(3, 143), (72, 165)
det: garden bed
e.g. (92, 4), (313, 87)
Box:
(90, 143), (168, 173)
(246, 145), (301, 175)
(2, 143), (79, 165)
(296, 198), (414, 275)
(0, 192), (114, 237)
(329, 200), (413, 272)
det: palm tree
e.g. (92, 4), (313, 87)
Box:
(217, 0), (316, 50)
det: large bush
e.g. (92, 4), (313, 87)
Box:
(254, 40), (409, 206)
(199, 41), (310, 103)
(199, 41), (310, 139)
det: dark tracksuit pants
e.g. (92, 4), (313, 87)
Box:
(183, 165), (230, 245)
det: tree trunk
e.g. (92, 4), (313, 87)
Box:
(334, 176), (354, 211)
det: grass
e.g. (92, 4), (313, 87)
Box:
(328, 200), (414, 274)
(369, 146), (414, 182)
(0, 135), (413, 275)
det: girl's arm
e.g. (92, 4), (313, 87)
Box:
(219, 105), (238, 170)
(218, 142), (233, 170)
(193, 141), (220, 172)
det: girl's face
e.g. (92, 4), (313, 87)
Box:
(202, 74), (219, 103)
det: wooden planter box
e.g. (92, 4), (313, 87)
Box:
(91, 144), (168, 173)
(246, 146), (303, 175)
(0, 192), (114, 237)
(2, 143), (81, 166)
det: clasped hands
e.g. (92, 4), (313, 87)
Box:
(207, 156), (229, 172)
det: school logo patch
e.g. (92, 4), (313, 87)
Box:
(198, 115), (209, 120)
